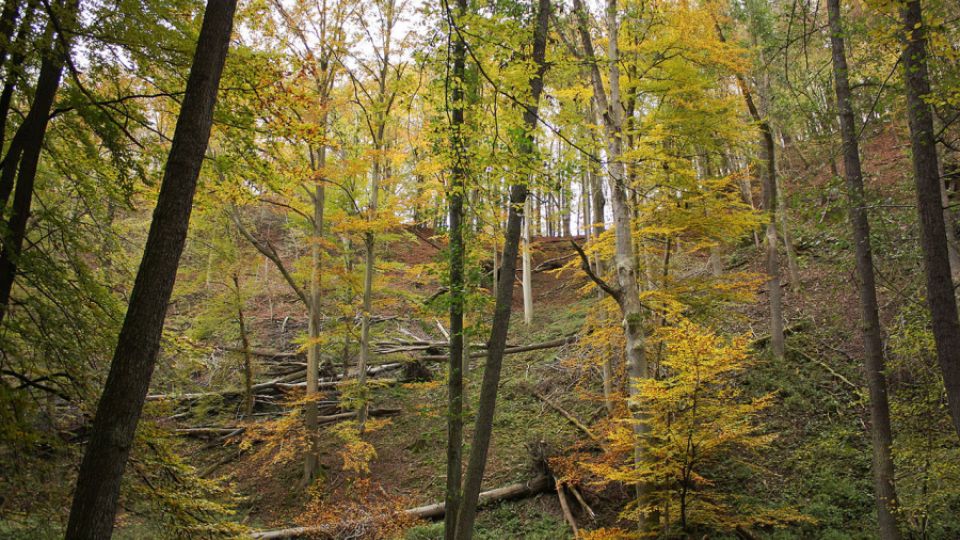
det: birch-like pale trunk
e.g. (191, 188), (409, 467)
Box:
(573, 0), (651, 526)
(522, 197), (534, 325)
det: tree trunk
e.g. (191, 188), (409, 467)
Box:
(714, 22), (785, 358)
(64, 2), (236, 537)
(0, 4), (73, 326)
(574, 0), (652, 527)
(233, 274), (255, 417)
(827, 1), (902, 536)
(304, 143), (325, 484)
(900, 0), (960, 439)
(358, 209), (376, 429)
(445, 0), (468, 535)
(522, 196), (534, 325)
(453, 1), (549, 537)
(0, 0), (34, 153)
(778, 174), (802, 288)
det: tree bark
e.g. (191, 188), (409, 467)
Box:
(453, 2), (549, 538)
(445, 0), (468, 535)
(64, 2), (237, 537)
(900, 0), (960, 439)
(574, 0), (652, 526)
(827, 1), (902, 537)
(233, 274), (255, 417)
(0, 2), (72, 326)
(304, 143), (326, 484)
(522, 197), (534, 325)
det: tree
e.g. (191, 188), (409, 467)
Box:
(453, 0), (550, 537)
(714, 19), (785, 360)
(65, 1), (237, 537)
(827, 0), (901, 536)
(344, 0), (409, 429)
(900, 0), (960, 440)
(444, 0), (468, 536)
(0, 0), (78, 326)
(571, 0), (653, 525)
(595, 320), (799, 534)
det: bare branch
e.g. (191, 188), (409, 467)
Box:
(570, 240), (621, 303)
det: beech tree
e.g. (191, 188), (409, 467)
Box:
(827, 0), (901, 535)
(453, 0), (550, 537)
(65, 1), (237, 536)
(900, 0), (960, 440)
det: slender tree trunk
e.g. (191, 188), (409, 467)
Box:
(522, 197), (533, 325)
(900, 0), (960, 439)
(444, 0), (468, 534)
(0, 5), (73, 326)
(590, 160), (606, 284)
(827, 2), (902, 536)
(715, 23), (785, 357)
(453, 1), (549, 537)
(357, 159), (380, 429)
(778, 174), (802, 288)
(304, 143), (325, 484)
(574, 0), (652, 527)
(65, 2), (237, 537)
(233, 274), (254, 417)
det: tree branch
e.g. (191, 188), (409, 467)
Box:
(229, 206), (310, 307)
(570, 240), (621, 303)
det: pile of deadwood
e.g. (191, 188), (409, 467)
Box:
(149, 333), (586, 537)
(147, 333), (577, 410)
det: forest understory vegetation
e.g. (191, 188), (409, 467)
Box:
(1, 0), (960, 539)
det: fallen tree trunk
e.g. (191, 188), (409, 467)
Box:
(221, 347), (302, 359)
(419, 336), (576, 362)
(274, 377), (402, 392)
(530, 388), (599, 442)
(749, 321), (809, 349)
(174, 408), (402, 440)
(250, 476), (551, 539)
(146, 364), (407, 402)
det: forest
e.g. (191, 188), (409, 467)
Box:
(1, 0), (960, 538)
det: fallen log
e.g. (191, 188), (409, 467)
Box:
(146, 364), (406, 402)
(419, 336), (576, 362)
(250, 476), (551, 539)
(555, 477), (580, 538)
(274, 377), (402, 392)
(316, 407), (401, 426)
(175, 427), (243, 437)
(749, 321), (809, 349)
(530, 388), (599, 442)
(534, 253), (574, 273)
(175, 408), (402, 440)
(221, 347), (302, 359)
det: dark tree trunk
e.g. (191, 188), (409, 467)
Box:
(0, 0), (36, 153)
(453, 1), (549, 538)
(444, 0), (468, 536)
(0, 0), (20, 72)
(827, 1), (902, 537)
(0, 4), (73, 325)
(900, 0), (960, 440)
(64, 2), (237, 538)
